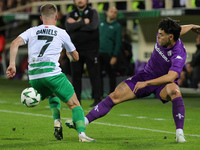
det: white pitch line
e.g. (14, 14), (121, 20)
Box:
(0, 109), (200, 137)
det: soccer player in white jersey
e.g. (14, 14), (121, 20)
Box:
(6, 3), (95, 142)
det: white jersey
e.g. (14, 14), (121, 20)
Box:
(19, 25), (76, 80)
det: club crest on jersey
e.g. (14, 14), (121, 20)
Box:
(74, 12), (78, 17)
(109, 25), (114, 29)
(167, 50), (172, 56)
(84, 10), (89, 15)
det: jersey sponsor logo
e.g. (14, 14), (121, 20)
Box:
(175, 55), (183, 59)
(36, 29), (57, 36)
(31, 57), (50, 63)
(167, 50), (172, 56)
(32, 57), (36, 62)
(155, 44), (169, 62)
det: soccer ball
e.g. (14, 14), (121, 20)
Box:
(21, 87), (41, 107)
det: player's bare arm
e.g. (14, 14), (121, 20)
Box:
(66, 50), (79, 62)
(180, 24), (200, 36)
(9, 37), (25, 65)
(133, 71), (178, 93)
(6, 37), (25, 78)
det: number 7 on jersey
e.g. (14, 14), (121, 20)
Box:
(38, 35), (53, 57)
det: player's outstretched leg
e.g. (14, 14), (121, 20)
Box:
(72, 106), (96, 142)
(172, 97), (186, 143)
(85, 96), (115, 124)
(66, 96), (115, 129)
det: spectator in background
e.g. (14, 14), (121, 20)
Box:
(59, 48), (71, 76)
(99, 1), (145, 11)
(0, 0), (5, 12)
(65, 0), (102, 106)
(173, 0), (186, 8)
(116, 28), (134, 76)
(17, 0), (26, 6)
(6, 0), (16, 9)
(187, 33), (200, 89)
(195, 0), (200, 7)
(0, 0), (5, 36)
(0, 0), (6, 75)
(98, 6), (122, 100)
(178, 65), (188, 87)
(56, 5), (66, 29)
(153, 0), (165, 9)
(0, 30), (5, 63)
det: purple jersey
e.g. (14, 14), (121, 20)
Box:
(144, 36), (186, 80)
(124, 34), (186, 103)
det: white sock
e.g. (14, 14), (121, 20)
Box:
(79, 132), (86, 137)
(54, 119), (60, 124)
(176, 128), (184, 136)
(85, 117), (89, 126)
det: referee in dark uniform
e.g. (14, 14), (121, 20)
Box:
(65, 0), (101, 106)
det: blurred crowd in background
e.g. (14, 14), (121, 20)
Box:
(0, 0), (200, 91)
(1, 0), (200, 13)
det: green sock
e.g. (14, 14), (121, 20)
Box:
(49, 96), (61, 120)
(72, 106), (85, 133)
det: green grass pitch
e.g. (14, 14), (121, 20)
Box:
(0, 78), (200, 150)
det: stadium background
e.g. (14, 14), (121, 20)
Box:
(1, 0), (200, 97)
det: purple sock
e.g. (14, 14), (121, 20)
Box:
(172, 97), (185, 129)
(86, 96), (115, 123)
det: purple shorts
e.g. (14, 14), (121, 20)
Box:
(124, 70), (171, 104)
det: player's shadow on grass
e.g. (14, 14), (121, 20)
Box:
(0, 140), (57, 149)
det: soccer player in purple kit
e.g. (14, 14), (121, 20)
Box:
(66, 18), (200, 143)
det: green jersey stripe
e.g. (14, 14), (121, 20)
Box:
(29, 68), (55, 75)
(30, 62), (56, 68)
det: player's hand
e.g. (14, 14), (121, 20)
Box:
(110, 57), (117, 65)
(133, 81), (148, 93)
(191, 25), (200, 33)
(67, 18), (76, 23)
(66, 51), (79, 62)
(6, 65), (16, 78)
(66, 52), (73, 62)
(84, 18), (90, 24)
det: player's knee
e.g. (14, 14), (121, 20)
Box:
(109, 90), (121, 104)
(168, 88), (182, 98)
(67, 100), (80, 110)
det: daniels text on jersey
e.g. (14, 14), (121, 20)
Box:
(36, 29), (57, 36)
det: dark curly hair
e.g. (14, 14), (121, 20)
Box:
(158, 18), (181, 41)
